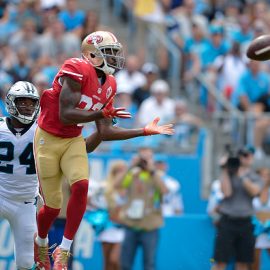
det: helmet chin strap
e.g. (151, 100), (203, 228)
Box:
(95, 57), (115, 75)
(97, 64), (115, 75)
(82, 53), (115, 75)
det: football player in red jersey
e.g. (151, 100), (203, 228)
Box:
(33, 31), (174, 270)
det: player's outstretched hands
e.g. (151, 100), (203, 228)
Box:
(102, 99), (131, 119)
(143, 117), (174, 136)
(102, 106), (131, 119)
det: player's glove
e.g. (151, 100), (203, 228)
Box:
(102, 105), (131, 119)
(143, 117), (174, 136)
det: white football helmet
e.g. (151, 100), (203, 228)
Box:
(81, 31), (125, 75)
(6, 81), (40, 124)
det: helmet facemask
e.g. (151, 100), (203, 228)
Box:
(5, 81), (40, 124)
(97, 45), (125, 74)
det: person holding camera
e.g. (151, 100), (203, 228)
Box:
(211, 147), (263, 270)
(115, 147), (168, 270)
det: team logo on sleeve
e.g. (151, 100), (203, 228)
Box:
(87, 35), (103, 44)
(106, 86), (112, 99)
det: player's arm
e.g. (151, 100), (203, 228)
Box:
(84, 131), (102, 153)
(59, 76), (131, 125)
(59, 76), (104, 125)
(95, 117), (174, 141)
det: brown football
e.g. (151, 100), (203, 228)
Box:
(246, 35), (270, 61)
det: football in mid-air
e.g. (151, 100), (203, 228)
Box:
(246, 35), (270, 61)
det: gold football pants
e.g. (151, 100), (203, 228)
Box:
(34, 127), (89, 208)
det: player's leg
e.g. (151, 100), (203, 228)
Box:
(9, 199), (37, 270)
(109, 242), (121, 270)
(252, 248), (261, 270)
(120, 227), (138, 270)
(211, 216), (234, 270)
(141, 229), (159, 270)
(102, 242), (113, 270)
(235, 220), (255, 270)
(52, 135), (89, 269)
(33, 127), (66, 269)
(0, 197), (35, 270)
(34, 127), (64, 238)
(60, 135), (89, 246)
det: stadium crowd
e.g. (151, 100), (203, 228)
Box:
(2, 0), (270, 156)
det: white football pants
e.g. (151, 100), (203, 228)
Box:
(0, 195), (37, 269)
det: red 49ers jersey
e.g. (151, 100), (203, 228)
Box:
(38, 58), (117, 138)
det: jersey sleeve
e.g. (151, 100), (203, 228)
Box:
(60, 58), (84, 83)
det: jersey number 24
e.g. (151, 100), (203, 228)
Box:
(0, 142), (35, 174)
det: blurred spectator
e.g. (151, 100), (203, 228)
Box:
(163, 0), (184, 50)
(137, 79), (175, 126)
(99, 160), (128, 270)
(9, 18), (40, 60)
(231, 59), (270, 148)
(201, 24), (230, 70)
(115, 55), (146, 94)
(252, 166), (270, 270)
(58, 0), (85, 36)
(40, 4), (61, 31)
(249, 1), (270, 30)
(170, 99), (202, 148)
(183, 18), (207, 75)
(132, 62), (159, 108)
(39, 18), (81, 59)
(115, 147), (168, 270)
(199, 24), (231, 110)
(161, 0), (183, 78)
(32, 72), (50, 95)
(16, 0), (44, 33)
(154, 157), (183, 216)
(211, 146), (262, 270)
(213, 41), (246, 100)
(7, 47), (31, 82)
(173, 0), (208, 40)
(182, 19), (206, 100)
(222, 1), (242, 41)
(0, 2), (19, 43)
(0, 42), (18, 72)
(232, 60), (270, 112)
(231, 14), (253, 46)
(131, 0), (165, 62)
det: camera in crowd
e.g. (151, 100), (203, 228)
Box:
(221, 145), (255, 175)
(221, 145), (241, 175)
(136, 157), (149, 171)
(225, 149), (241, 175)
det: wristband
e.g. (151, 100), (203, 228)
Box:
(143, 127), (151, 136)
